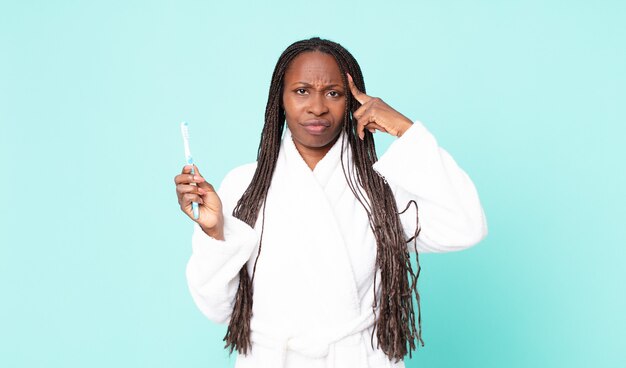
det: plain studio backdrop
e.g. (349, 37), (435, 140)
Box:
(1, 1), (624, 367)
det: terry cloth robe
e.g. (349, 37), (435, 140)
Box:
(186, 120), (488, 368)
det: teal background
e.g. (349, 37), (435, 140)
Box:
(1, 1), (624, 367)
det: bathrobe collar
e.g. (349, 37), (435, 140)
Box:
(282, 127), (349, 189)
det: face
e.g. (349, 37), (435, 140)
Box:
(282, 51), (346, 154)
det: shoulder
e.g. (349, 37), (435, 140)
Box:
(218, 162), (258, 214)
(219, 162), (258, 190)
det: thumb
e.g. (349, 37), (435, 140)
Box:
(193, 166), (216, 192)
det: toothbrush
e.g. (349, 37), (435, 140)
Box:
(180, 122), (199, 220)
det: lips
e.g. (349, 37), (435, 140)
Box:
(301, 119), (331, 135)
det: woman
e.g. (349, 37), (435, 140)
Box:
(175, 37), (487, 367)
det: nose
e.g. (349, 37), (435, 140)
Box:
(307, 93), (329, 116)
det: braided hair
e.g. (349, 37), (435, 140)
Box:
(224, 37), (424, 362)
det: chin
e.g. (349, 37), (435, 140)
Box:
(296, 130), (340, 149)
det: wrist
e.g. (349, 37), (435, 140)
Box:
(396, 117), (413, 137)
(200, 221), (225, 240)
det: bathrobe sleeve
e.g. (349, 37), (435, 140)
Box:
(185, 164), (258, 323)
(372, 120), (488, 253)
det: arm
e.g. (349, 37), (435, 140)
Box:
(182, 164), (258, 323)
(186, 217), (257, 323)
(346, 74), (487, 253)
(373, 121), (488, 253)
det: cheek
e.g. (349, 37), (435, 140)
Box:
(282, 96), (302, 120)
(333, 101), (347, 121)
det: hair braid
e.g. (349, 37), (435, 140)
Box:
(224, 37), (423, 361)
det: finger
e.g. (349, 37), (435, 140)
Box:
(347, 73), (371, 105)
(180, 164), (202, 177)
(180, 195), (204, 219)
(182, 193), (204, 206)
(352, 101), (370, 141)
(357, 115), (387, 140)
(354, 104), (377, 140)
(356, 115), (370, 140)
(365, 122), (387, 133)
(180, 165), (194, 174)
(177, 184), (208, 196)
(174, 173), (206, 185)
(197, 180), (216, 192)
(352, 99), (372, 121)
(186, 165), (216, 192)
(175, 165), (195, 184)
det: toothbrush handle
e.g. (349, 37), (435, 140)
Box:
(190, 165), (200, 220)
(192, 203), (199, 220)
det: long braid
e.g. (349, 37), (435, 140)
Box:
(335, 45), (424, 359)
(224, 37), (423, 361)
(223, 43), (294, 354)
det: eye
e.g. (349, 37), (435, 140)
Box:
(327, 90), (341, 98)
(295, 88), (308, 95)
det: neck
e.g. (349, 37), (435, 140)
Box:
(291, 135), (339, 170)
(292, 143), (330, 170)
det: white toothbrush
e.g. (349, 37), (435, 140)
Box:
(180, 122), (199, 219)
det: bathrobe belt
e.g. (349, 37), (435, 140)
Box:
(251, 312), (376, 368)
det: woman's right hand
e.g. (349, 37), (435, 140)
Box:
(175, 165), (224, 240)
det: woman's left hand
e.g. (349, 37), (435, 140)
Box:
(347, 73), (413, 140)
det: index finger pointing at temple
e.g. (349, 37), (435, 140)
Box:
(347, 73), (371, 104)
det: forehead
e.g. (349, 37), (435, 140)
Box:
(284, 51), (342, 83)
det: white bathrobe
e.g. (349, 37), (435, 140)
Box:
(186, 120), (488, 368)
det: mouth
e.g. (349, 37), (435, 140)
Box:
(301, 119), (331, 135)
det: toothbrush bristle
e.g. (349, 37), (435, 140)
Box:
(180, 122), (190, 139)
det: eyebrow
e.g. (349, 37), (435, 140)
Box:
(289, 82), (344, 89)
